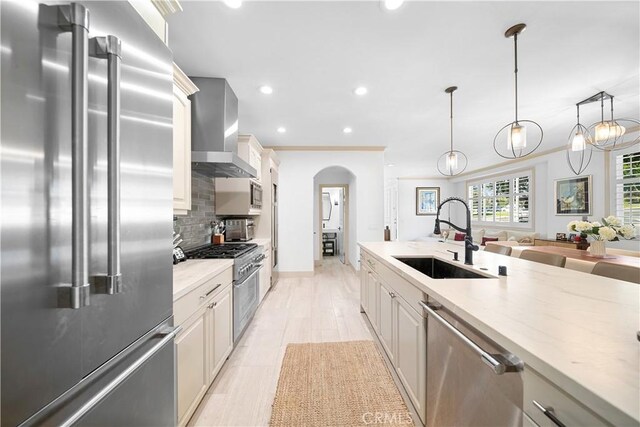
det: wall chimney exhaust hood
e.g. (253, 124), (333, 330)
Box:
(189, 77), (257, 178)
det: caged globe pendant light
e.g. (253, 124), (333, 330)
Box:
(493, 23), (543, 159)
(566, 103), (593, 175)
(437, 86), (468, 176)
(587, 92), (639, 151)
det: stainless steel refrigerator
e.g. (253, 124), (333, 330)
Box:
(1, 1), (177, 425)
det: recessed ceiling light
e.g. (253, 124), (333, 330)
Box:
(277, 127), (286, 133)
(343, 127), (353, 134)
(259, 85), (273, 95)
(354, 86), (368, 96)
(387, 164), (395, 167)
(383, 0), (404, 11)
(223, 0), (242, 9)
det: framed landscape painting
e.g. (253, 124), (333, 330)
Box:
(416, 187), (440, 216)
(555, 175), (592, 215)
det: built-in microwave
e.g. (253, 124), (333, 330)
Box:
(250, 180), (262, 210)
(215, 178), (262, 215)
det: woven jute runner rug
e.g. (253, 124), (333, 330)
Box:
(269, 340), (415, 427)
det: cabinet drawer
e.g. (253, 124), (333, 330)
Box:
(524, 369), (610, 427)
(174, 267), (233, 326)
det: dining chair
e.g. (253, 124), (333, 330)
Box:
(591, 261), (640, 284)
(484, 244), (512, 256)
(519, 250), (566, 268)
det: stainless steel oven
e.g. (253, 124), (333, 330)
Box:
(250, 179), (262, 210)
(232, 248), (264, 342)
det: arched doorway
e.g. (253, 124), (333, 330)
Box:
(313, 166), (357, 267)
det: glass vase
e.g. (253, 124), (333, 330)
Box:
(590, 240), (607, 257)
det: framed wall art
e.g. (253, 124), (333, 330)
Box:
(555, 175), (592, 216)
(416, 187), (440, 216)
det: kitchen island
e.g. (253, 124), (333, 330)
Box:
(359, 241), (639, 426)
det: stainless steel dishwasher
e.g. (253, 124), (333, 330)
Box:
(419, 299), (524, 427)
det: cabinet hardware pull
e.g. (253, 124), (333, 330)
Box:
(208, 303), (214, 309)
(419, 300), (522, 375)
(389, 292), (396, 298)
(56, 3), (91, 309)
(205, 283), (222, 297)
(532, 400), (566, 427)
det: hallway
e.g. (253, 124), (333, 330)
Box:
(188, 258), (373, 426)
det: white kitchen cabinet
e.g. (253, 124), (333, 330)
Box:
(237, 135), (263, 182)
(394, 297), (426, 423)
(207, 284), (233, 383)
(523, 368), (608, 427)
(360, 266), (368, 313)
(172, 64), (198, 215)
(366, 270), (379, 333)
(176, 307), (208, 426)
(360, 249), (426, 424)
(174, 266), (233, 426)
(378, 281), (395, 364)
(258, 243), (271, 304)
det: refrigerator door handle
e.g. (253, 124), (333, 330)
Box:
(58, 325), (181, 427)
(90, 35), (123, 295)
(57, 3), (91, 309)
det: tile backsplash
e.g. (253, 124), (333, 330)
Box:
(174, 171), (217, 249)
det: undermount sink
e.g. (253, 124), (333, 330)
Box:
(394, 257), (489, 279)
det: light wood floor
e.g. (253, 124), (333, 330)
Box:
(188, 257), (374, 427)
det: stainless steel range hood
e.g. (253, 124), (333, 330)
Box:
(190, 77), (257, 178)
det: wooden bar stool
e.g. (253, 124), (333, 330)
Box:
(519, 250), (566, 267)
(591, 261), (640, 284)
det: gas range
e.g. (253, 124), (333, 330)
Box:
(185, 243), (263, 283)
(185, 243), (264, 344)
(185, 243), (257, 259)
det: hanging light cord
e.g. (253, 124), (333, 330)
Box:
(449, 90), (454, 152)
(610, 95), (615, 121)
(600, 92), (605, 123)
(513, 32), (519, 124)
(576, 104), (580, 125)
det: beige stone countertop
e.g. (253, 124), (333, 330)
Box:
(359, 241), (640, 426)
(173, 259), (234, 301)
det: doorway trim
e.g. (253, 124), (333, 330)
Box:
(318, 184), (349, 266)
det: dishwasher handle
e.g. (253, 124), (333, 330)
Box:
(419, 300), (523, 375)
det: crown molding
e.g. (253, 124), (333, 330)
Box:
(173, 63), (199, 95)
(264, 145), (386, 152)
(152, 0), (182, 17)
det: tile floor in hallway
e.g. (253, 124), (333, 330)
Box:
(188, 257), (374, 427)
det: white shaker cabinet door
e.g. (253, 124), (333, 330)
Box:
(176, 310), (208, 426)
(208, 284), (233, 383)
(394, 298), (426, 424)
(378, 281), (395, 364)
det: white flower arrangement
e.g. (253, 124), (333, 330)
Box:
(567, 216), (636, 241)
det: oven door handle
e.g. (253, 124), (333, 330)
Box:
(234, 266), (261, 287)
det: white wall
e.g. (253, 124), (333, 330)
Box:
(397, 178), (453, 241)
(278, 150), (384, 273)
(449, 148), (640, 251)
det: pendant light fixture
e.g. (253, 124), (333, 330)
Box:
(437, 86), (468, 176)
(566, 104), (593, 175)
(587, 92), (639, 151)
(493, 23), (543, 159)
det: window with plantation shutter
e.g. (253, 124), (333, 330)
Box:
(467, 170), (532, 228)
(615, 151), (640, 225)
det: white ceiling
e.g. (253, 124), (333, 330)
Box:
(168, 1), (640, 176)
